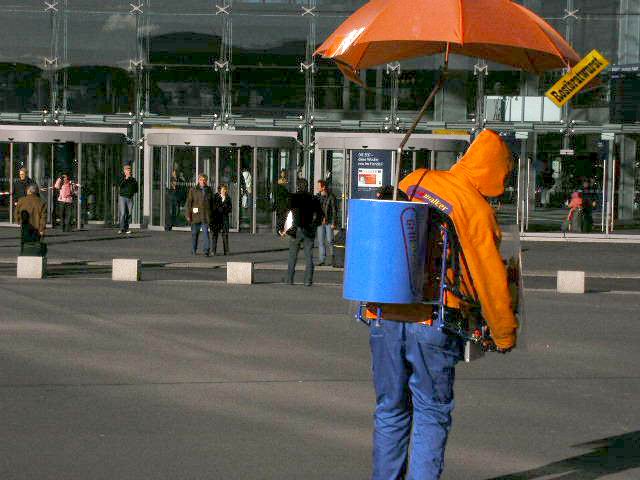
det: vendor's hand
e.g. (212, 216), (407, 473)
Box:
(494, 345), (513, 354)
(482, 338), (514, 354)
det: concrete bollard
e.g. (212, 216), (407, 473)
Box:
(112, 259), (141, 282)
(17, 256), (46, 279)
(227, 262), (254, 285)
(557, 270), (585, 294)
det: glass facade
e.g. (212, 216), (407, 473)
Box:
(0, 0), (638, 232)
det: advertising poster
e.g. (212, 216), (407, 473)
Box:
(350, 150), (392, 199)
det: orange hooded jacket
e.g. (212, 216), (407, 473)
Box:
(371, 130), (518, 350)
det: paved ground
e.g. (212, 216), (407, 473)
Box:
(1, 227), (640, 276)
(1, 226), (639, 479)
(1, 277), (639, 479)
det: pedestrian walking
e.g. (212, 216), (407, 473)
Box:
(284, 182), (323, 286)
(315, 179), (338, 266)
(15, 184), (47, 256)
(117, 164), (138, 234)
(186, 174), (214, 256)
(53, 172), (77, 232)
(211, 184), (232, 256)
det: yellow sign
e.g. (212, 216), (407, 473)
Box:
(432, 129), (469, 136)
(545, 49), (609, 107)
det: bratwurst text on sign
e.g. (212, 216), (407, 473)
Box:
(545, 50), (609, 108)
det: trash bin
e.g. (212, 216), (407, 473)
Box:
(332, 228), (346, 268)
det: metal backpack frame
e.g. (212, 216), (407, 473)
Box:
(355, 208), (493, 349)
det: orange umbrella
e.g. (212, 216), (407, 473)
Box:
(316, 0), (579, 76)
(315, 0), (580, 199)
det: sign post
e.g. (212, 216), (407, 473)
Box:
(350, 150), (392, 199)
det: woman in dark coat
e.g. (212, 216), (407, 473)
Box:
(211, 184), (232, 255)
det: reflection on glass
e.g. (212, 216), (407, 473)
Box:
(219, 147), (239, 230)
(65, 67), (133, 114)
(239, 147), (253, 232)
(256, 148), (292, 232)
(82, 144), (121, 225)
(171, 146), (197, 228)
(512, 134), (607, 233)
(324, 150), (345, 227)
(0, 65), (48, 113)
(0, 144), (10, 222)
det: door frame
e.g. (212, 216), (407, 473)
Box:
(144, 129), (299, 233)
(0, 125), (127, 228)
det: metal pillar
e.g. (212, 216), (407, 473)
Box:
(76, 142), (82, 228)
(299, 0), (317, 186)
(44, 0), (66, 124)
(384, 62), (400, 132)
(130, 1), (146, 225)
(562, 0), (578, 129)
(8, 141), (14, 224)
(216, 0), (233, 129)
(474, 59), (488, 130)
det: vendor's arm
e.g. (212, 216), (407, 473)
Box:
(464, 214), (518, 350)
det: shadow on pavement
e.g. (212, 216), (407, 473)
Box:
(489, 431), (640, 479)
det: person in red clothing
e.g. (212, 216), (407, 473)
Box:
(53, 172), (77, 232)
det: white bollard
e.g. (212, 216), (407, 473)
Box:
(557, 270), (585, 294)
(227, 262), (254, 285)
(112, 259), (141, 282)
(17, 256), (46, 279)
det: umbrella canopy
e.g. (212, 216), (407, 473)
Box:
(316, 0), (580, 75)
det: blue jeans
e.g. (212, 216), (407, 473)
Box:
(191, 223), (210, 254)
(369, 319), (463, 480)
(316, 224), (333, 264)
(287, 231), (314, 285)
(118, 196), (133, 231)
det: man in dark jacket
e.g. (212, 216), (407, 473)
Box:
(186, 174), (214, 256)
(15, 184), (47, 255)
(272, 171), (290, 235)
(315, 179), (338, 266)
(13, 168), (35, 205)
(211, 183), (232, 256)
(117, 164), (139, 234)
(285, 182), (323, 286)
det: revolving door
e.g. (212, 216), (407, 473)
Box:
(146, 129), (298, 233)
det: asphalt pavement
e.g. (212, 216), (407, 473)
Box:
(0, 227), (639, 479)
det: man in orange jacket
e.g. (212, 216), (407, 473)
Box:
(368, 129), (518, 480)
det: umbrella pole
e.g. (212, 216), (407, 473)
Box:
(393, 61), (449, 201)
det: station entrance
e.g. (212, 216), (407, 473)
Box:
(0, 126), (130, 229)
(145, 129), (299, 233)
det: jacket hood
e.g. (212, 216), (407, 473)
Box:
(449, 130), (513, 197)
